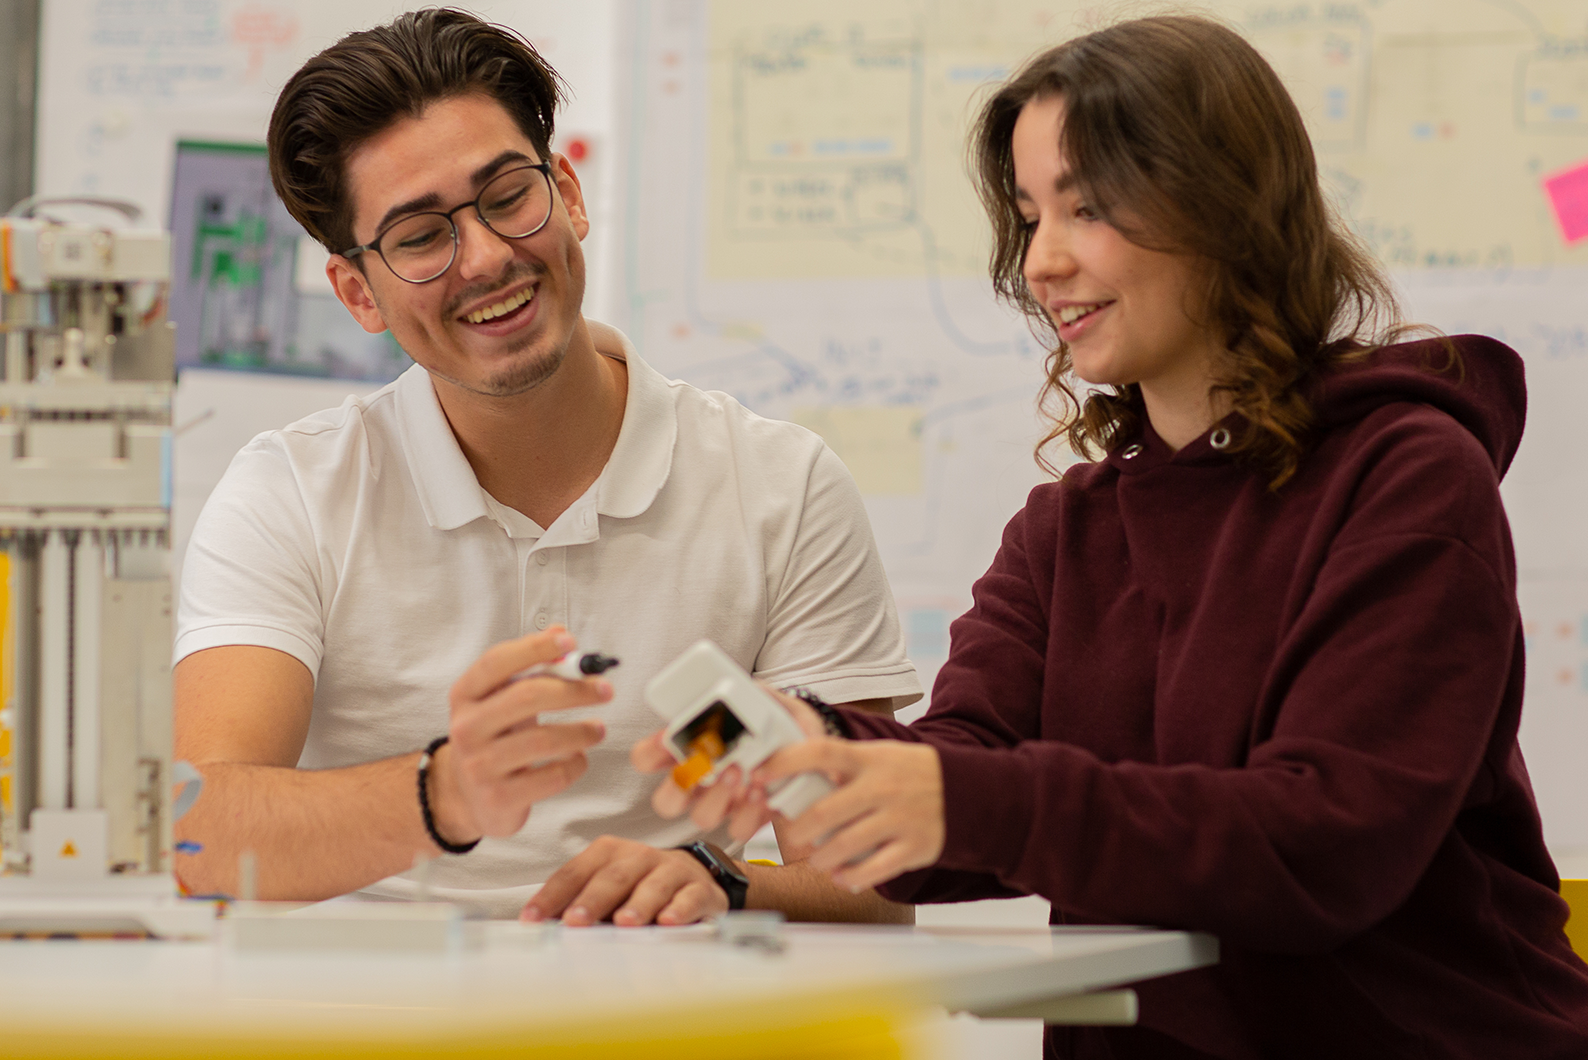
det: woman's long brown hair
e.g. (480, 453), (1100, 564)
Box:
(974, 15), (1406, 487)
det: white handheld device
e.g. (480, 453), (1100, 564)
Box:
(645, 640), (834, 819)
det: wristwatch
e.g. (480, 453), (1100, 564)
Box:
(677, 840), (750, 911)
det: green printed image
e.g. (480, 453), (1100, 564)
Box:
(169, 141), (411, 382)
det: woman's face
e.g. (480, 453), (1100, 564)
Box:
(1013, 95), (1224, 409)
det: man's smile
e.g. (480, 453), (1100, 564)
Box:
(462, 283), (537, 325)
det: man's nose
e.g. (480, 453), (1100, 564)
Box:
(455, 211), (517, 281)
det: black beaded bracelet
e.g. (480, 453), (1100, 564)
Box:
(785, 687), (849, 738)
(418, 736), (481, 855)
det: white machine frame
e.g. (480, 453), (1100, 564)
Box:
(0, 199), (212, 938)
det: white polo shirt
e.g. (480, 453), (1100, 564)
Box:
(176, 322), (920, 916)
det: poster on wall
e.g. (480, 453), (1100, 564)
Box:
(167, 141), (411, 382)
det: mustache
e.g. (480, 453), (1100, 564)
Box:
(444, 262), (543, 318)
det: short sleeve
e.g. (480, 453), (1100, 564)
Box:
(750, 442), (922, 709)
(174, 436), (326, 677)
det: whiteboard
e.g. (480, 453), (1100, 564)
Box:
(611, 0), (1588, 852)
(34, 0), (1588, 856)
(34, 0), (620, 321)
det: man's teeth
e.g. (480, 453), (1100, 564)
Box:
(466, 287), (534, 324)
(1057, 302), (1107, 326)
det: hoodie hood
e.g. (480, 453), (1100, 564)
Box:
(1311, 334), (1526, 478)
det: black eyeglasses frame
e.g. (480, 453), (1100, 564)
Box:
(341, 162), (556, 285)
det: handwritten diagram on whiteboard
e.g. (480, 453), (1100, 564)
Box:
(617, 0), (1588, 847)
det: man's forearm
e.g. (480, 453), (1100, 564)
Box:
(744, 859), (914, 924)
(173, 755), (437, 900)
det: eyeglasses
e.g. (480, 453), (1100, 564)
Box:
(342, 163), (555, 284)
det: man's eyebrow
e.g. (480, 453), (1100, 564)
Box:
(368, 150), (539, 237)
(373, 192), (442, 237)
(470, 149), (535, 188)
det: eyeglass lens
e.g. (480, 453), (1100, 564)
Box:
(378, 166), (553, 283)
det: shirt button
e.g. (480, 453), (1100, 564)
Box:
(535, 551), (550, 566)
(534, 612), (549, 630)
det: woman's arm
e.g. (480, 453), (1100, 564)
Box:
(762, 416), (1527, 953)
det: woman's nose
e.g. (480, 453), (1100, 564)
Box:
(1023, 218), (1077, 289)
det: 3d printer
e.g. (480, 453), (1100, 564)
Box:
(0, 198), (210, 937)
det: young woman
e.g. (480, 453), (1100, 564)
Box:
(640, 14), (1588, 1058)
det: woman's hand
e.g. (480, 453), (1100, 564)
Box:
(630, 688), (825, 838)
(754, 739), (945, 893)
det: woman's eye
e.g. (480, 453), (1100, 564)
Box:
(1075, 203), (1098, 221)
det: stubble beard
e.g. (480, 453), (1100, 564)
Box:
(389, 261), (574, 398)
(471, 338), (566, 397)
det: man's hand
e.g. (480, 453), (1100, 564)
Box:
(430, 627), (612, 846)
(521, 836), (728, 926)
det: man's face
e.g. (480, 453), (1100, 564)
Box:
(328, 93), (590, 397)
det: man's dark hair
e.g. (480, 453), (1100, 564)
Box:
(267, 8), (567, 255)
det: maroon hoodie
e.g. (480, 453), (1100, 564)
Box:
(844, 336), (1588, 1058)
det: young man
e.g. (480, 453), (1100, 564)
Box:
(173, 9), (920, 922)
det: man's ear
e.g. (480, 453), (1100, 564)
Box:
(551, 153), (590, 242)
(326, 255), (389, 334)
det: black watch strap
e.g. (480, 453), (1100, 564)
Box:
(677, 840), (749, 910)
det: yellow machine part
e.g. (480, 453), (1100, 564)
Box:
(0, 547), (11, 815)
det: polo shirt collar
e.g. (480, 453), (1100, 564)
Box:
(393, 362), (489, 532)
(591, 322), (676, 520)
(392, 321), (677, 533)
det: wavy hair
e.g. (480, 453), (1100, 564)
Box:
(974, 16), (1405, 487)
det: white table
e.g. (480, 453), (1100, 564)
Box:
(0, 920), (1216, 1058)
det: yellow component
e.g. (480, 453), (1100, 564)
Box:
(0, 548), (10, 843)
(670, 749), (715, 792)
(1563, 879), (1588, 959)
(670, 726), (727, 792)
(60, 840), (78, 858)
(0, 547), (9, 746)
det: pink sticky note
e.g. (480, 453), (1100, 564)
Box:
(1544, 160), (1588, 244)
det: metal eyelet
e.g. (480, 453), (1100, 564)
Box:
(1209, 428), (1231, 450)
(1120, 443), (1144, 460)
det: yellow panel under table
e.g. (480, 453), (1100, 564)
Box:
(0, 989), (913, 1060)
